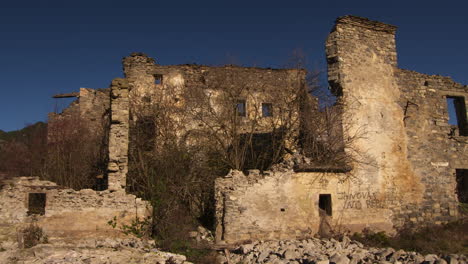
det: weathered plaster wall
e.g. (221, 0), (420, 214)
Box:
(326, 15), (467, 228)
(0, 177), (150, 246)
(215, 169), (396, 244)
(327, 15), (424, 201)
(122, 53), (306, 135)
(215, 15), (468, 245)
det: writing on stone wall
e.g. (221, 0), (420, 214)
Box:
(338, 191), (387, 210)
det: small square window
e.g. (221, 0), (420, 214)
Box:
(236, 100), (246, 117)
(262, 103), (273, 117)
(28, 193), (46, 215)
(154, 74), (163, 85)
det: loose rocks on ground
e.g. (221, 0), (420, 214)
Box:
(221, 237), (467, 264)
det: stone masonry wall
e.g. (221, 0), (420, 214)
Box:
(215, 169), (397, 244)
(48, 88), (110, 144)
(0, 177), (150, 246)
(394, 70), (468, 225)
(107, 78), (130, 191)
(326, 15), (466, 228)
(122, 53), (306, 137)
(215, 15), (467, 245)
(78, 88), (110, 134)
(325, 15), (423, 231)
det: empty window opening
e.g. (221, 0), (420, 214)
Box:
(28, 193), (46, 215)
(456, 169), (468, 203)
(94, 174), (108, 191)
(319, 194), (332, 216)
(136, 116), (156, 151)
(154, 74), (163, 85)
(446, 96), (468, 136)
(262, 103), (273, 117)
(142, 96), (151, 103)
(236, 100), (246, 117)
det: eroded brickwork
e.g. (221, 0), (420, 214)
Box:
(215, 15), (468, 244)
(0, 177), (150, 246)
(122, 53), (306, 137)
(107, 79), (130, 191)
(48, 88), (110, 143)
(39, 15), (468, 246)
(394, 70), (468, 225)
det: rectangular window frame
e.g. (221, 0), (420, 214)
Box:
(236, 99), (247, 117)
(262, 103), (273, 117)
(446, 96), (468, 136)
(154, 74), (163, 85)
(28, 193), (46, 216)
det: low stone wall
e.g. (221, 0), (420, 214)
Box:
(215, 169), (396, 244)
(0, 177), (151, 246)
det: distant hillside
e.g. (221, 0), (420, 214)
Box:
(0, 122), (47, 144)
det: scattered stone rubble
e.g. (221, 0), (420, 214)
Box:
(220, 237), (467, 264)
(189, 225), (215, 244)
(0, 238), (192, 264)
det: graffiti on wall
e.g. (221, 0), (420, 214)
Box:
(337, 191), (393, 210)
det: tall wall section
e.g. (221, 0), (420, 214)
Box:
(326, 15), (466, 228)
(395, 70), (468, 225)
(107, 79), (130, 192)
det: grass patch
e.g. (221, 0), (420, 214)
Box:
(351, 217), (468, 255)
(162, 239), (218, 264)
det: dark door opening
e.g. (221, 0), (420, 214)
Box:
(319, 194), (332, 216)
(456, 169), (468, 203)
(28, 193), (46, 215)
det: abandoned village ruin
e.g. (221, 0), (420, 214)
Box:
(1, 15), (467, 249)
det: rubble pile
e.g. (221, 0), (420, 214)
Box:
(222, 237), (467, 264)
(0, 240), (192, 264)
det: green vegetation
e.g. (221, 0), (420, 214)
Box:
(22, 222), (48, 248)
(0, 122), (47, 143)
(351, 217), (468, 255)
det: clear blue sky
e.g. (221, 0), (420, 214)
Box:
(1, 0), (467, 131)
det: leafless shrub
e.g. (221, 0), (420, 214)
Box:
(45, 114), (107, 190)
(0, 123), (47, 177)
(127, 65), (306, 244)
(18, 222), (48, 249)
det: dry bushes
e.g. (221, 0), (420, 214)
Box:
(0, 122), (47, 177)
(351, 218), (468, 255)
(45, 114), (108, 190)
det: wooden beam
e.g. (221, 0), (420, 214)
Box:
(52, 92), (79, 98)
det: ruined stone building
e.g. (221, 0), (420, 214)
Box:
(1, 15), (467, 247)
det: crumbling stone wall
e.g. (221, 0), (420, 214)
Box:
(107, 79), (130, 191)
(215, 15), (468, 245)
(48, 88), (110, 144)
(122, 53), (306, 149)
(78, 88), (110, 133)
(394, 70), (468, 225)
(0, 177), (150, 246)
(326, 15), (425, 228)
(215, 168), (398, 244)
(326, 15), (467, 227)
